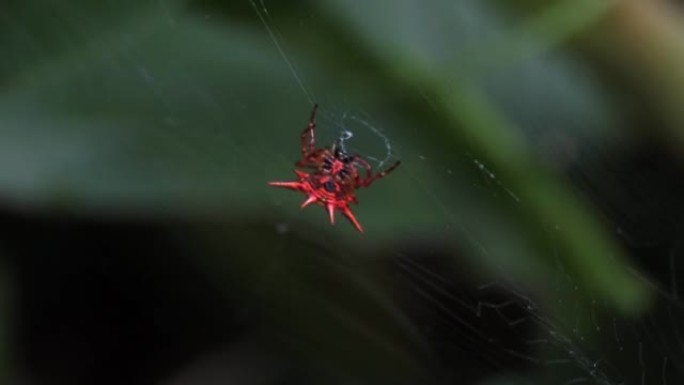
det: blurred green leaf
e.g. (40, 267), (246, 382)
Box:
(0, 0), (649, 317)
(0, 8), (310, 215)
(318, 0), (650, 313)
(0, 0), (184, 84)
(468, 0), (614, 73)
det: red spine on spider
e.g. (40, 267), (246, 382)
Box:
(269, 104), (400, 233)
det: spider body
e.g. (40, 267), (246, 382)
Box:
(269, 104), (400, 233)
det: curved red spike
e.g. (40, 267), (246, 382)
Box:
(301, 195), (318, 208)
(326, 203), (336, 225)
(268, 181), (305, 191)
(342, 206), (363, 233)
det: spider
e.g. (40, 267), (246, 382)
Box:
(269, 104), (400, 233)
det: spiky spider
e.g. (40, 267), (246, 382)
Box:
(269, 104), (400, 233)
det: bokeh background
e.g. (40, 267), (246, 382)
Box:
(2, 0), (684, 384)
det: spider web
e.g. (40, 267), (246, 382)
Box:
(247, 1), (684, 385)
(248, 0), (396, 170)
(2, 1), (682, 384)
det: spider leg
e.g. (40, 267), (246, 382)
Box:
(352, 155), (373, 181)
(363, 160), (400, 187)
(295, 155), (317, 169)
(300, 104), (319, 159)
(353, 156), (401, 187)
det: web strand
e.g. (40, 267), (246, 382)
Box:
(247, 0), (316, 106)
(246, 3), (684, 384)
